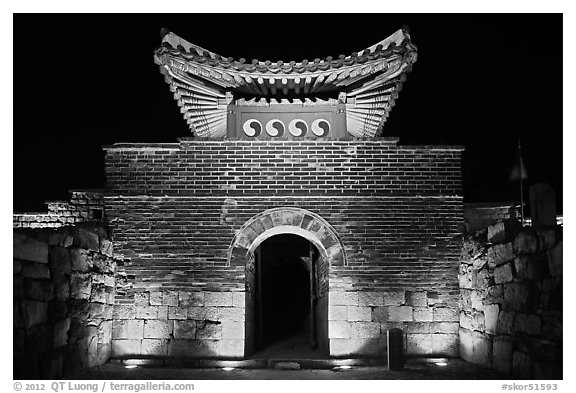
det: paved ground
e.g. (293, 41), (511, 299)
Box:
(79, 358), (507, 380)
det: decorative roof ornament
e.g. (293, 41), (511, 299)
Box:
(154, 28), (417, 140)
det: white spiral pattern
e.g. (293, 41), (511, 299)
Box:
(288, 119), (307, 137)
(311, 119), (330, 137)
(242, 119), (262, 137)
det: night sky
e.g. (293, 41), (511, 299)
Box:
(13, 14), (563, 213)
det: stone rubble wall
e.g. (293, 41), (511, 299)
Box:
(458, 220), (562, 379)
(13, 225), (116, 379)
(111, 290), (245, 359)
(13, 191), (104, 229)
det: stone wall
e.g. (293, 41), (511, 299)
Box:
(13, 190), (104, 229)
(13, 225), (116, 379)
(104, 139), (464, 359)
(459, 220), (562, 379)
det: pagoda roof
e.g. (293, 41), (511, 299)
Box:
(153, 28), (417, 138)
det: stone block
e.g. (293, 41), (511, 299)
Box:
(371, 306), (388, 322)
(196, 321), (222, 339)
(134, 292), (150, 306)
(72, 228), (99, 250)
(113, 320), (144, 340)
(98, 320), (113, 344)
(149, 291), (163, 306)
(213, 307), (245, 322)
(188, 307), (207, 320)
(472, 268), (494, 288)
(432, 333), (458, 357)
(141, 339), (168, 356)
(413, 307), (433, 322)
(69, 248), (92, 273)
(92, 254), (115, 274)
(405, 322), (430, 334)
(547, 241), (562, 277)
(112, 339), (141, 356)
(329, 291), (359, 306)
(222, 321), (245, 339)
(52, 274), (70, 301)
(351, 321), (380, 338)
(541, 311), (562, 342)
(136, 306), (159, 320)
(459, 328), (492, 368)
(512, 351), (532, 379)
(70, 273), (91, 300)
(100, 239), (113, 257)
(232, 292), (244, 308)
(541, 277), (562, 311)
(469, 310), (485, 332)
(430, 322), (459, 334)
(14, 259), (22, 275)
(49, 231), (74, 247)
(497, 311), (515, 334)
(485, 285), (503, 304)
(487, 220), (521, 244)
(514, 228), (538, 255)
(487, 242), (514, 267)
(358, 291), (383, 306)
(203, 292), (233, 307)
(329, 305), (347, 321)
(514, 313), (541, 336)
(494, 263), (514, 284)
(24, 279), (54, 302)
(91, 284), (107, 304)
(14, 276), (25, 300)
(49, 246), (71, 274)
(22, 300), (49, 328)
(113, 305), (135, 320)
(470, 290), (484, 310)
(174, 320), (196, 339)
(21, 262), (51, 279)
(163, 291), (179, 306)
(178, 291), (203, 307)
(493, 336), (513, 375)
(14, 300), (24, 328)
(514, 253), (547, 281)
(484, 304), (499, 334)
(433, 307), (458, 322)
(383, 291), (405, 306)
(217, 339), (244, 357)
(460, 312), (473, 330)
(14, 232), (48, 264)
(88, 303), (112, 320)
(388, 306), (413, 322)
(503, 283), (530, 312)
(347, 306), (371, 322)
(329, 338), (378, 357)
(53, 318), (71, 348)
(144, 320), (173, 339)
(406, 333), (432, 355)
(405, 291), (427, 306)
(329, 320), (351, 338)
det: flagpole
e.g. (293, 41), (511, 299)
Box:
(518, 139), (525, 226)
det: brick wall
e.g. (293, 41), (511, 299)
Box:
(104, 139), (464, 358)
(14, 191), (104, 229)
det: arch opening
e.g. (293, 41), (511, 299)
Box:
(253, 234), (319, 356)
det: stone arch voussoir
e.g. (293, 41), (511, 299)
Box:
(227, 207), (347, 267)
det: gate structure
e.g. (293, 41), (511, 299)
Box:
(104, 27), (465, 359)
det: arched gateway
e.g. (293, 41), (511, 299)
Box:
(229, 208), (346, 356)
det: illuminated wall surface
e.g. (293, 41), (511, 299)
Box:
(104, 139), (465, 359)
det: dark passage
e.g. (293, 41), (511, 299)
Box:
(255, 234), (317, 353)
